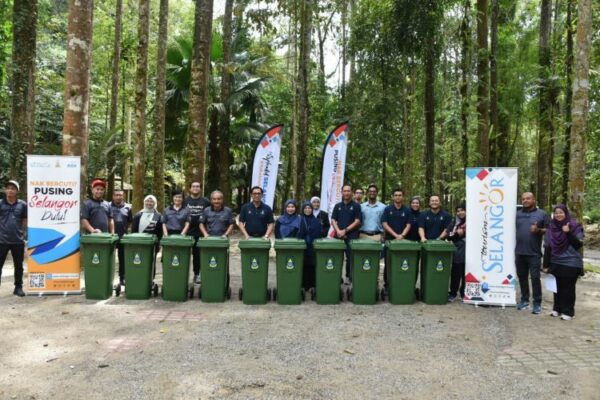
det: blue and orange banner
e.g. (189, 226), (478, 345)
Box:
(26, 155), (81, 294)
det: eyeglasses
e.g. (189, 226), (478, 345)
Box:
(251, 192), (262, 195)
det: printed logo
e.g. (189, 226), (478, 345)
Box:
(401, 259), (409, 271)
(250, 258), (259, 270)
(325, 258), (334, 270)
(172, 255), (180, 267)
(133, 253), (141, 265)
(209, 256), (218, 268)
(436, 260), (444, 272)
(362, 259), (371, 271)
(286, 258), (295, 270)
(92, 253), (100, 264)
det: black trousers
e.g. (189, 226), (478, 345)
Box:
(0, 243), (25, 287)
(116, 242), (125, 281)
(344, 239), (353, 282)
(449, 262), (466, 297)
(192, 235), (201, 276)
(552, 266), (580, 317)
(516, 254), (542, 304)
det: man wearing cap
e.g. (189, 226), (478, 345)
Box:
(0, 180), (28, 296)
(81, 179), (114, 234)
(184, 182), (210, 284)
(110, 189), (132, 285)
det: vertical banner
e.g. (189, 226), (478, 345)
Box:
(251, 124), (284, 209)
(464, 167), (518, 306)
(320, 122), (349, 237)
(26, 155), (81, 294)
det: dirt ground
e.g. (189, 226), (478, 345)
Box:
(1, 236), (599, 400)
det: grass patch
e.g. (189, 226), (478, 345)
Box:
(584, 263), (600, 274)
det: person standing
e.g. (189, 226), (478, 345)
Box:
(542, 204), (584, 320)
(275, 200), (301, 239)
(132, 195), (162, 279)
(110, 189), (132, 286)
(310, 196), (330, 237)
(162, 189), (190, 236)
(353, 188), (364, 204)
(331, 184), (362, 283)
(406, 196), (422, 242)
(81, 179), (114, 234)
(237, 186), (274, 239)
(448, 203), (466, 302)
(184, 182), (210, 284)
(515, 192), (549, 314)
(199, 190), (234, 237)
(381, 188), (412, 288)
(0, 180), (27, 296)
(360, 184), (386, 242)
(418, 195), (452, 241)
(298, 201), (324, 290)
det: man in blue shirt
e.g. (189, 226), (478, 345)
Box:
(382, 188), (412, 288)
(360, 184), (386, 241)
(331, 184), (362, 283)
(418, 195), (452, 241)
(238, 186), (274, 239)
(515, 192), (549, 314)
(0, 180), (27, 296)
(111, 189), (132, 286)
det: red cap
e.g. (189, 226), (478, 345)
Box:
(91, 179), (106, 188)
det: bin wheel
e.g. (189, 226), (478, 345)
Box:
(300, 288), (305, 302)
(346, 287), (352, 301)
(152, 283), (159, 297)
(238, 287), (243, 301)
(188, 286), (194, 299)
(310, 288), (316, 301)
(380, 288), (387, 302)
(339, 287), (344, 302)
(272, 288), (277, 301)
(114, 284), (121, 297)
(198, 286), (202, 300)
(227, 286), (232, 300)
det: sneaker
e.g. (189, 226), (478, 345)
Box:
(560, 314), (573, 321)
(194, 274), (201, 284)
(13, 286), (25, 297)
(119, 279), (126, 286)
(532, 304), (542, 314)
(447, 294), (457, 303)
(517, 301), (529, 310)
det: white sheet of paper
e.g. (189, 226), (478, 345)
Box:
(544, 273), (557, 293)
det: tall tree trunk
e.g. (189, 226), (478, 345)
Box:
(340, 0), (347, 100)
(294, 0), (312, 201)
(132, 0), (150, 212)
(63, 0), (93, 198)
(568, 0), (591, 223)
(107, 0), (123, 199)
(403, 60), (417, 196)
(286, 0), (299, 200)
(184, 0), (214, 193)
(207, 110), (220, 191)
(561, 0), (575, 204)
(460, 0), (470, 170)
(476, 0), (489, 165)
(536, 0), (552, 211)
(218, 0), (234, 205)
(153, 0), (168, 211)
(489, 0), (499, 166)
(10, 0), (37, 180)
(424, 39), (436, 198)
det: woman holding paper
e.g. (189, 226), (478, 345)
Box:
(542, 204), (584, 321)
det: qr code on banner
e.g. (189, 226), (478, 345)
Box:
(465, 282), (481, 298)
(29, 273), (46, 289)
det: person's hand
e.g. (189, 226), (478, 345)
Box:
(542, 267), (549, 273)
(264, 235), (269, 240)
(93, 228), (102, 234)
(395, 234), (404, 240)
(456, 228), (464, 237)
(530, 223), (539, 233)
(421, 238), (427, 243)
(562, 224), (570, 233)
(244, 234), (250, 240)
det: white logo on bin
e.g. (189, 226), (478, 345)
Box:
(286, 258), (295, 270)
(436, 260), (444, 272)
(92, 253), (100, 264)
(362, 259), (371, 271)
(172, 255), (180, 267)
(209, 256), (218, 269)
(325, 258), (334, 270)
(133, 253), (142, 265)
(250, 258), (259, 270)
(401, 259), (409, 271)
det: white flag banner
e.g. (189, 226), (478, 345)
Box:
(320, 122), (349, 237)
(251, 125), (284, 209)
(464, 167), (518, 306)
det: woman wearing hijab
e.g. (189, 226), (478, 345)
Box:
(132, 195), (163, 280)
(275, 200), (301, 239)
(542, 204), (584, 320)
(311, 196), (330, 237)
(406, 196), (422, 241)
(448, 203), (466, 302)
(298, 201), (324, 290)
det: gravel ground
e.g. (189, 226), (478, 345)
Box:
(1, 237), (599, 400)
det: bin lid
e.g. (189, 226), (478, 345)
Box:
(386, 240), (422, 251)
(196, 236), (230, 248)
(274, 238), (307, 250)
(238, 238), (272, 249)
(313, 238), (346, 250)
(421, 240), (456, 252)
(121, 233), (157, 245)
(159, 234), (195, 247)
(80, 233), (118, 244)
(350, 239), (383, 251)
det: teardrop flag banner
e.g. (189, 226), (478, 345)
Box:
(251, 124), (284, 209)
(319, 122), (350, 237)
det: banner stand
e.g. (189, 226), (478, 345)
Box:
(250, 125), (284, 209)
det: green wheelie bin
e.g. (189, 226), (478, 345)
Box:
(384, 240), (422, 304)
(121, 233), (158, 300)
(81, 233), (119, 300)
(421, 240), (455, 305)
(238, 238), (272, 305)
(160, 235), (194, 301)
(347, 240), (382, 305)
(273, 238), (306, 305)
(196, 236), (231, 302)
(312, 239), (346, 304)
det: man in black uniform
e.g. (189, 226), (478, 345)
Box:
(184, 182), (210, 284)
(237, 186), (274, 239)
(81, 179), (114, 234)
(331, 184), (362, 283)
(111, 189), (132, 285)
(0, 180), (28, 296)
